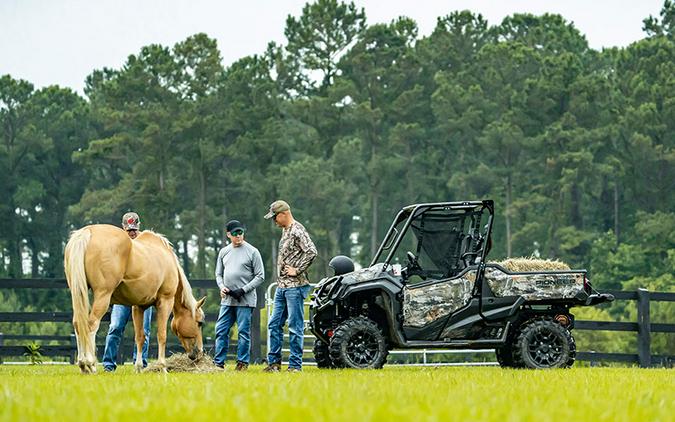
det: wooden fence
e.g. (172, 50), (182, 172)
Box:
(0, 278), (234, 365)
(575, 288), (674, 367)
(0, 279), (672, 367)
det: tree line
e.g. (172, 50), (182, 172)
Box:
(1, 0), (673, 308)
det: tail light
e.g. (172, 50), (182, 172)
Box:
(555, 314), (571, 326)
(327, 329), (334, 338)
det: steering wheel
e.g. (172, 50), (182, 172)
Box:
(404, 252), (448, 280)
(461, 251), (478, 265)
(405, 251), (424, 279)
(406, 251), (422, 272)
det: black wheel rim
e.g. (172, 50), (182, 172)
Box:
(526, 327), (564, 367)
(346, 331), (379, 366)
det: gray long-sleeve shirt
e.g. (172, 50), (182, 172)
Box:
(215, 242), (265, 307)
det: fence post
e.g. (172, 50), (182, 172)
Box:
(250, 284), (264, 364)
(70, 334), (77, 364)
(118, 341), (125, 366)
(637, 288), (651, 368)
(589, 351), (598, 367)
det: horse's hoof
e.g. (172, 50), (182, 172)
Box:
(78, 361), (95, 374)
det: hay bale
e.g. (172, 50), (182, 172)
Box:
(492, 257), (571, 272)
(144, 352), (222, 373)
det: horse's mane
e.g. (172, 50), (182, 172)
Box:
(144, 230), (197, 317)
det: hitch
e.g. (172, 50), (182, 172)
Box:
(585, 293), (615, 306)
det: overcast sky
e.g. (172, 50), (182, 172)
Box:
(0, 0), (665, 94)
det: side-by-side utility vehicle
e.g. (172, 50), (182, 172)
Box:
(309, 200), (613, 369)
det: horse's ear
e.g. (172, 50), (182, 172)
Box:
(196, 296), (206, 309)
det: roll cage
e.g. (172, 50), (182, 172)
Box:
(371, 200), (495, 280)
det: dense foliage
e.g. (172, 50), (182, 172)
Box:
(1, 0), (673, 329)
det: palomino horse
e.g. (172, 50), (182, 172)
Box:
(64, 224), (206, 373)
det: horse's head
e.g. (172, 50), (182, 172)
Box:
(171, 296), (206, 360)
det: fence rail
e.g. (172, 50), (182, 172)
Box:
(0, 278), (673, 367)
(573, 288), (674, 367)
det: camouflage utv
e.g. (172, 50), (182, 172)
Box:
(309, 200), (613, 369)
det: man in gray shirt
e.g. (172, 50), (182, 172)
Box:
(213, 219), (265, 370)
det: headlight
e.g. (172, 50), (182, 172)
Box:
(314, 277), (339, 302)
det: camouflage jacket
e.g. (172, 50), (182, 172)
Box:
(277, 221), (317, 288)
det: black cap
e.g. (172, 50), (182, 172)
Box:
(226, 220), (245, 233)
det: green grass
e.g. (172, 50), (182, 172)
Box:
(0, 365), (672, 421)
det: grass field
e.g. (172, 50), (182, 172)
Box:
(1, 365), (672, 421)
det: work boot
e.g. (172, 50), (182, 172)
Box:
(235, 361), (249, 371)
(263, 363), (281, 372)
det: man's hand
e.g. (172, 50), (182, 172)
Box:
(220, 287), (229, 299)
(284, 265), (298, 276)
(228, 288), (245, 300)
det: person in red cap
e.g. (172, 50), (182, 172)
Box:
(121, 211), (141, 238)
(102, 211), (153, 372)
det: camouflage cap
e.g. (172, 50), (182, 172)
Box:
(122, 212), (140, 231)
(264, 200), (290, 219)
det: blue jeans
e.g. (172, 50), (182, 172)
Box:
(213, 305), (253, 366)
(267, 285), (311, 369)
(102, 305), (152, 370)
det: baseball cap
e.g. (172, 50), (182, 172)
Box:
(226, 220), (246, 233)
(122, 212), (140, 231)
(264, 200), (290, 219)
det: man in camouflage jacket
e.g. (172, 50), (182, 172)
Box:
(263, 200), (317, 372)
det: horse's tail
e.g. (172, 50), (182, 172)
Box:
(64, 228), (92, 352)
